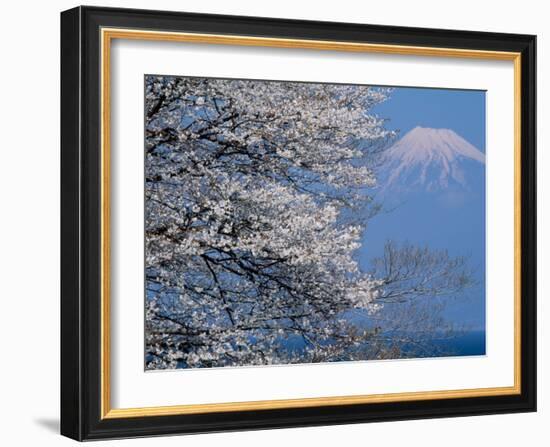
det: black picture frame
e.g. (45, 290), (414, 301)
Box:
(61, 5), (536, 441)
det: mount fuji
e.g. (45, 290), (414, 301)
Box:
(379, 126), (485, 194)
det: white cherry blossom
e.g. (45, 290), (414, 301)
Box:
(144, 76), (472, 370)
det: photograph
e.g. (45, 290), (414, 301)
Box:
(0, 0), (543, 444)
(144, 76), (486, 371)
(57, 5), (537, 441)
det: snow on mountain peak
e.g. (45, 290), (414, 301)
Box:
(381, 127), (485, 193)
(388, 127), (485, 164)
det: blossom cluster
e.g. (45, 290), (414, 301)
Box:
(145, 76), (396, 369)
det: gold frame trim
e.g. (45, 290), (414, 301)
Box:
(100, 28), (522, 419)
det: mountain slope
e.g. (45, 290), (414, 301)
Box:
(379, 126), (485, 194)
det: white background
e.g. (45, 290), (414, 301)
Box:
(0, 0), (546, 445)
(112, 40), (515, 408)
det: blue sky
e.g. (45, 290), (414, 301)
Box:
(373, 87), (486, 149)
(361, 87), (486, 330)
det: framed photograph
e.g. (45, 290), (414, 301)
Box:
(60, 6), (536, 441)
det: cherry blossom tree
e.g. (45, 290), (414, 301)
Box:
(144, 76), (472, 369)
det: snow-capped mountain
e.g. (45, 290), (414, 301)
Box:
(380, 126), (485, 194)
